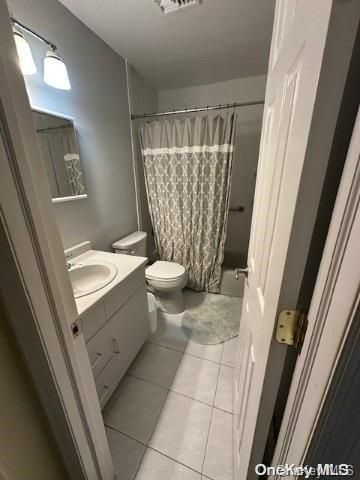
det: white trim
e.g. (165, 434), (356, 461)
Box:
(52, 194), (87, 203)
(31, 104), (75, 121)
(141, 143), (235, 155)
(126, 60), (142, 231)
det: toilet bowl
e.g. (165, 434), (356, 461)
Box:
(146, 261), (187, 314)
(112, 231), (187, 314)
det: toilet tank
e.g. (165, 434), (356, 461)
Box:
(112, 231), (147, 257)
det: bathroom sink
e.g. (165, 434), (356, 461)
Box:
(69, 261), (118, 298)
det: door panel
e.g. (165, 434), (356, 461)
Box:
(249, 98), (277, 273)
(270, 0), (298, 69)
(260, 52), (303, 298)
(233, 1), (334, 477)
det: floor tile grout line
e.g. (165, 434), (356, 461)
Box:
(126, 372), (171, 393)
(213, 364), (236, 414)
(146, 445), (205, 477)
(105, 421), (150, 480)
(200, 358), (223, 477)
(200, 406), (215, 476)
(105, 423), (207, 478)
(104, 424), (148, 448)
(147, 338), (223, 363)
(105, 423), (218, 480)
(126, 371), (234, 415)
(106, 365), (234, 467)
(131, 441), (148, 480)
(104, 385), (233, 478)
(104, 374), (170, 449)
(146, 339), (186, 355)
(219, 339), (225, 365)
(105, 374), (233, 440)
(140, 337), (218, 476)
(106, 301), (237, 478)
(146, 338), (232, 366)
(145, 345), (185, 449)
(124, 372), (169, 393)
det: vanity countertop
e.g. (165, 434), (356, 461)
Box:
(72, 249), (147, 316)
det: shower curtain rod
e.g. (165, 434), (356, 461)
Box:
(130, 100), (264, 120)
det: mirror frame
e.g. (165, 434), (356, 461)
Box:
(31, 105), (87, 203)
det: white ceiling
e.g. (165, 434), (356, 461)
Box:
(58, 0), (275, 90)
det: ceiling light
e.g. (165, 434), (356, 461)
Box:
(44, 50), (71, 90)
(13, 28), (37, 75)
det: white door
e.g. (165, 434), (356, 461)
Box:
(234, 1), (334, 477)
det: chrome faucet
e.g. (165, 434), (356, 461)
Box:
(235, 267), (249, 279)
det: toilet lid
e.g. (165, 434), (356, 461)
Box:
(146, 261), (185, 281)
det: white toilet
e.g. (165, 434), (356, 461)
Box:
(112, 231), (187, 314)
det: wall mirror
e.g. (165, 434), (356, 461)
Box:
(32, 109), (87, 202)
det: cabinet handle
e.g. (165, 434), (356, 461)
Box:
(112, 338), (120, 354)
(91, 352), (103, 369)
(99, 385), (109, 403)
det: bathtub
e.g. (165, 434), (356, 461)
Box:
(219, 250), (247, 297)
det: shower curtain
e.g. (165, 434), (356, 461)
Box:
(139, 113), (236, 293)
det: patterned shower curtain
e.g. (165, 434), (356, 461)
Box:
(64, 153), (85, 195)
(139, 113), (237, 293)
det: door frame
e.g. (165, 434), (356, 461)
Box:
(0, 2), (114, 479)
(270, 107), (360, 476)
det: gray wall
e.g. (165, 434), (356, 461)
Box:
(159, 75), (266, 258)
(9, 0), (137, 251)
(127, 63), (159, 258)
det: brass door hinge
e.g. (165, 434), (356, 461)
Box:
(276, 310), (308, 354)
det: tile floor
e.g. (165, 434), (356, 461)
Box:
(103, 291), (239, 480)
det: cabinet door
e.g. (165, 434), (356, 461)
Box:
(108, 284), (150, 377)
(95, 284), (150, 409)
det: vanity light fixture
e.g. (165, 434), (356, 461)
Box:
(44, 49), (71, 90)
(11, 17), (71, 90)
(13, 27), (37, 75)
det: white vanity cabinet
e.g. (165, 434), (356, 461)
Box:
(81, 268), (149, 409)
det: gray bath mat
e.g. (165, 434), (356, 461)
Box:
(181, 296), (242, 345)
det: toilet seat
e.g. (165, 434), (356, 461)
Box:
(146, 261), (187, 291)
(146, 261), (185, 281)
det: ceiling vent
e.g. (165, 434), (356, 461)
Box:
(154, 0), (199, 15)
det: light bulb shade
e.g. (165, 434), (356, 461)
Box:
(13, 30), (37, 75)
(44, 51), (71, 90)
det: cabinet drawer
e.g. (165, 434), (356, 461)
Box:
(95, 357), (120, 409)
(81, 302), (107, 343)
(86, 321), (115, 378)
(103, 268), (145, 318)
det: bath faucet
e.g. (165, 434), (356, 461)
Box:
(235, 267), (249, 279)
